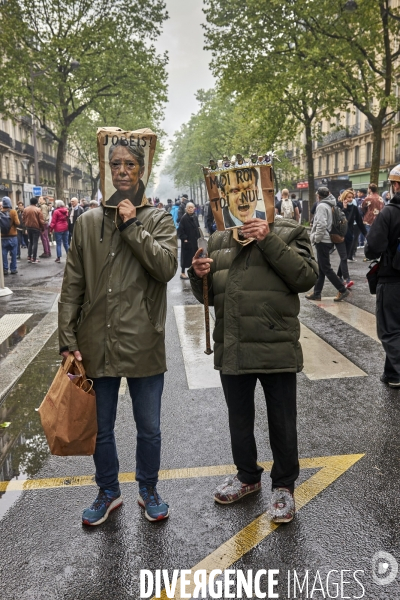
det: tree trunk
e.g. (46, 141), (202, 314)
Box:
(56, 133), (68, 199)
(370, 121), (383, 185)
(304, 120), (315, 202)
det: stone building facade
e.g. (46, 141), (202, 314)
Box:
(0, 115), (92, 206)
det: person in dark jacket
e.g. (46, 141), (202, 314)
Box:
(189, 216), (318, 523)
(177, 194), (189, 224)
(68, 197), (84, 242)
(365, 165), (400, 388)
(178, 202), (200, 279)
(337, 189), (367, 286)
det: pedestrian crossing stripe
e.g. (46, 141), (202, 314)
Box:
(174, 305), (367, 386)
(308, 297), (379, 344)
(150, 454), (364, 600)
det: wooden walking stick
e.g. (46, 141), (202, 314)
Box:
(198, 230), (213, 355)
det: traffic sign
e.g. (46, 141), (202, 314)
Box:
(33, 186), (42, 196)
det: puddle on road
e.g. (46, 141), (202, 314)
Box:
(0, 331), (60, 521)
(0, 313), (47, 361)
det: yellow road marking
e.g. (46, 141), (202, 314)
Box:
(300, 324), (367, 380)
(150, 454), (364, 600)
(0, 453), (362, 496)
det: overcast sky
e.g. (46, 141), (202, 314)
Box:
(148, 0), (215, 199)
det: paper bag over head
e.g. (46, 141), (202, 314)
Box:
(204, 163), (275, 231)
(97, 127), (157, 209)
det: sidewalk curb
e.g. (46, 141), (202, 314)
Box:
(0, 295), (59, 403)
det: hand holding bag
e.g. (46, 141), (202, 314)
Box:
(38, 354), (97, 456)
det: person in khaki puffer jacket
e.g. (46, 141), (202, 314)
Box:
(189, 215), (317, 523)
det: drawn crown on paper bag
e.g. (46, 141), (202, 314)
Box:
(202, 151), (277, 230)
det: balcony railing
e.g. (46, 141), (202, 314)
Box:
(344, 165), (349, 171)
(63, 162), (72, 173)
(39, 152), (57, 166)
(365, 161), (371, 168)
(319, 124), (361, 148)
(395, 151), (400, 163)
(354, 163), (359, 170)
(318, 171), (322, 176)
(284, 150), (294, 159)
(334, 168), (339, 173)
(325, 170), (330, 175)
(365, 121), (373, 133)
(23, 143), (34, 157)
(14, 140), (22, 153)
(72, 167), (82, 177)
(21, 116), (32, 127)
(0, 130), (12, 147)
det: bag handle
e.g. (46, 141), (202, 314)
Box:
(62, 353), (87, 378)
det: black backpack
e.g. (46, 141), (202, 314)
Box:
(0, 210), (11, 236)
(322, 201), (348, 243)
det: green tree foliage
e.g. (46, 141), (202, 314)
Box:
(166, 89), (295, 190)
(0, 0), (168, 197)
(204, 0), (400, 186)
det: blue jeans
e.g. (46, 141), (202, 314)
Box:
(55, 230), (69, 258)
(2, 236), (18, 272)
(92, 374), (164, 493)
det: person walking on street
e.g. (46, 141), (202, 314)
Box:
(170, 200), (179, 228)
(177, 194), (189, 224)
(275, 189), (300, 221)
(21, 197), (44, 264)
(16, 201), (27, 259)
(59, 139), (178, 526)
(1, 196), (20, 276)
(68, 197), (83, 242)
(362, 183), (384, 261)
(49, 200), (70, 263)
(38, 196), (51, 258)
(189, 215), (318, 522)
(178, 202), (200, 280)
(306, 186), (350, 302)
(365, 164), (400, 387)
(336, 189), (367, 287)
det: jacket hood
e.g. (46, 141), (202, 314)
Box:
(320, 193), (336, 206)
(390, 192), (400, 205)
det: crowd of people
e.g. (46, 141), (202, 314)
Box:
(1, 195), (99, 275)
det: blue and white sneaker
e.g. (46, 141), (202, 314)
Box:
(82, 489), (123, 526)
(138, 486), (169, 522)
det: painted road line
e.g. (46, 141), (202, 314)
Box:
(0, 314), (33, 345)
(0, 311), (58, 401)
(175, 305), (366, 385)
(153, 454), (365, 600)
(119, 377), (127, 395)
(174, 305), (221, 389)
(300, 324), (367, 380)
(312, 298), (379, 343)
(0, 454), (361, 494)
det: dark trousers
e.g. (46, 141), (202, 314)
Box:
(376, 282), (400, 380)
(336, 240), (350, 280)
(314, 242), (346, 295)
(220, 372), (299, 492)
(350, 226), (360, 259)
(27, 227), (40, 261)
(92, 374), (164, 493)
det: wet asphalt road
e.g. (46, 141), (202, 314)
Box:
(0, 243), (400, 600)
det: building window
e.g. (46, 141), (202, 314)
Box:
(346, 111), (350, 128)
(381, 140), (385, 163)
(366, 142), (372, 162)
(326, 155), (330, 174)
(354, 146), (359, 168)
(318, 156), (322, 175)
(334, 152), (339, 171)
(344, 149), (349, 169)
